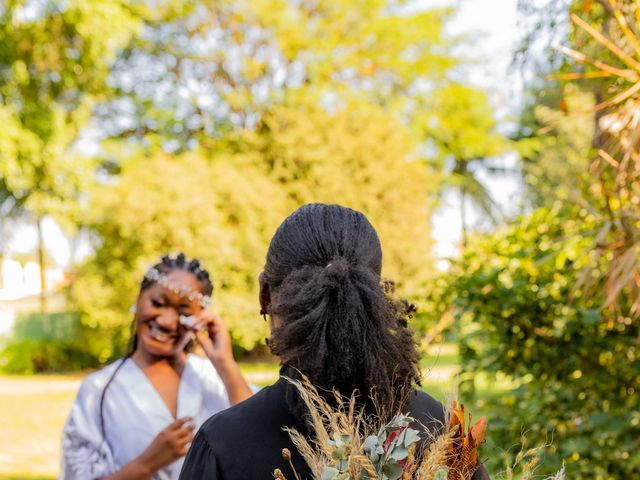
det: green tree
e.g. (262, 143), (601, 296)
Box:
(425, 84), (506, 247)
(0, 0), (143, 308)
(424, 206), (639, 478)
(100, 0), (505, 213)
(243, 100), (437, 293)
(63, 0), (489, 361)
(517, 0), (640, 315)
(102, 0), (456, 143)
(95, 0), (505, 276)
(72, 102), (436, 360)
(515, 84), (595, 208)
(418, 5), (640, 477)
(0, 0), (502, 371)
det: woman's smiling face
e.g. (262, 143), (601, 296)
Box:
(134, 269), (204, 358)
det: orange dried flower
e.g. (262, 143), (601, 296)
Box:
(446, 401), (487, 479)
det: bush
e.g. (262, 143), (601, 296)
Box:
(0, 312), (100, 373)
(11, 311), (80, 341)
(0, 338), (99, 373)
(426, 206), (640, 478)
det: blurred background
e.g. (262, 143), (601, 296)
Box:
(0, 0), (638, 478)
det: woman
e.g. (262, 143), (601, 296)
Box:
(61, 253), (253, 480)
(180, 204), (489, 479)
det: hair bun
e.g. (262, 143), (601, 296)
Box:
(324, 257), (351, 279)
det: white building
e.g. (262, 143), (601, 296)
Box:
(0, 257), (66, 335)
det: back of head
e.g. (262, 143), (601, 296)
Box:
(264, 203), (420, 415)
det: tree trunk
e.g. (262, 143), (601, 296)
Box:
(37, 216), (46, 313)
(460, 186), (468, 249)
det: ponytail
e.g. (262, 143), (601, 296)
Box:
(268, 255), (420, 417)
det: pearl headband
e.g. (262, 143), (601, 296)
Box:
(144, 266), (212, 309)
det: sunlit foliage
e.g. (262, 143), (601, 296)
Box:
(73, 102), (436, 355)
(424, 206), (640, 478)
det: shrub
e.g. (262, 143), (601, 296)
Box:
(424, 206), (640, 478)
(0, 312), (100, 373)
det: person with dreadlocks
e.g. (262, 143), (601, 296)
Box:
(61, 253), (252, 480)
(180, 204), (489, 479)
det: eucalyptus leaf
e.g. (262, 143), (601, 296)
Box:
(433, 467), (449, 480)
(332, 446), (348, 461)
(403, 428), (420, 446)
(381, 462), (403, 480)
(388, 446), (408, 461)
(321, 466), (340, 480)
(363, 435), (379, 452)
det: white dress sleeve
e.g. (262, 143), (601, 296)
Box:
(188, 355), (260, 415)
(189, 355), (231, 413)
(60, 375), (117, 480)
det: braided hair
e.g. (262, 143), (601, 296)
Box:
(264, 204), (421, 421)
(98, 253), (213, 445)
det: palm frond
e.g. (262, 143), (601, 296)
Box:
(557, 2), (640, 317)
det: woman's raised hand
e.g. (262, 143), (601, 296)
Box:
(191, 312), (234, 366)
(189, 312), (253, 405)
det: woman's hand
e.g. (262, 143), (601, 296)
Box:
(190, 312), (253, 405)
(192, 312), (234, 366)
(137, 417), (195, 472)
(101, 418), (194, 480)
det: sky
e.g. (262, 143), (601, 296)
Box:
(4, 0), (526, 269)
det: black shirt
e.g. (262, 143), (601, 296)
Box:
(180, 376), (490, 479)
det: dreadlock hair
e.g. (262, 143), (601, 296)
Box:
(98, 253), (213, 447)
(263, 203), (421, 421)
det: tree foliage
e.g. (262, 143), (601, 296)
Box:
(424, 206), (640, 478)
(0, 0), (502, 369)
(0, 0), (142, 224)
(73, 102), (436, 358)
(517, 0), (640, 315)
(516, 85), (595, 208)
(426, 83), (507, 244)
(0, 1), (501, 370)
(423, 3), (640, 477)
(101, 0), (455, 142)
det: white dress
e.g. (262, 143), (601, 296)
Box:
(61, 354), (230, 480)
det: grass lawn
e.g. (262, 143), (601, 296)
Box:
(0, 362), (280, 479)
(0, 374), (81, 480)
(0, 344), (493, 479)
